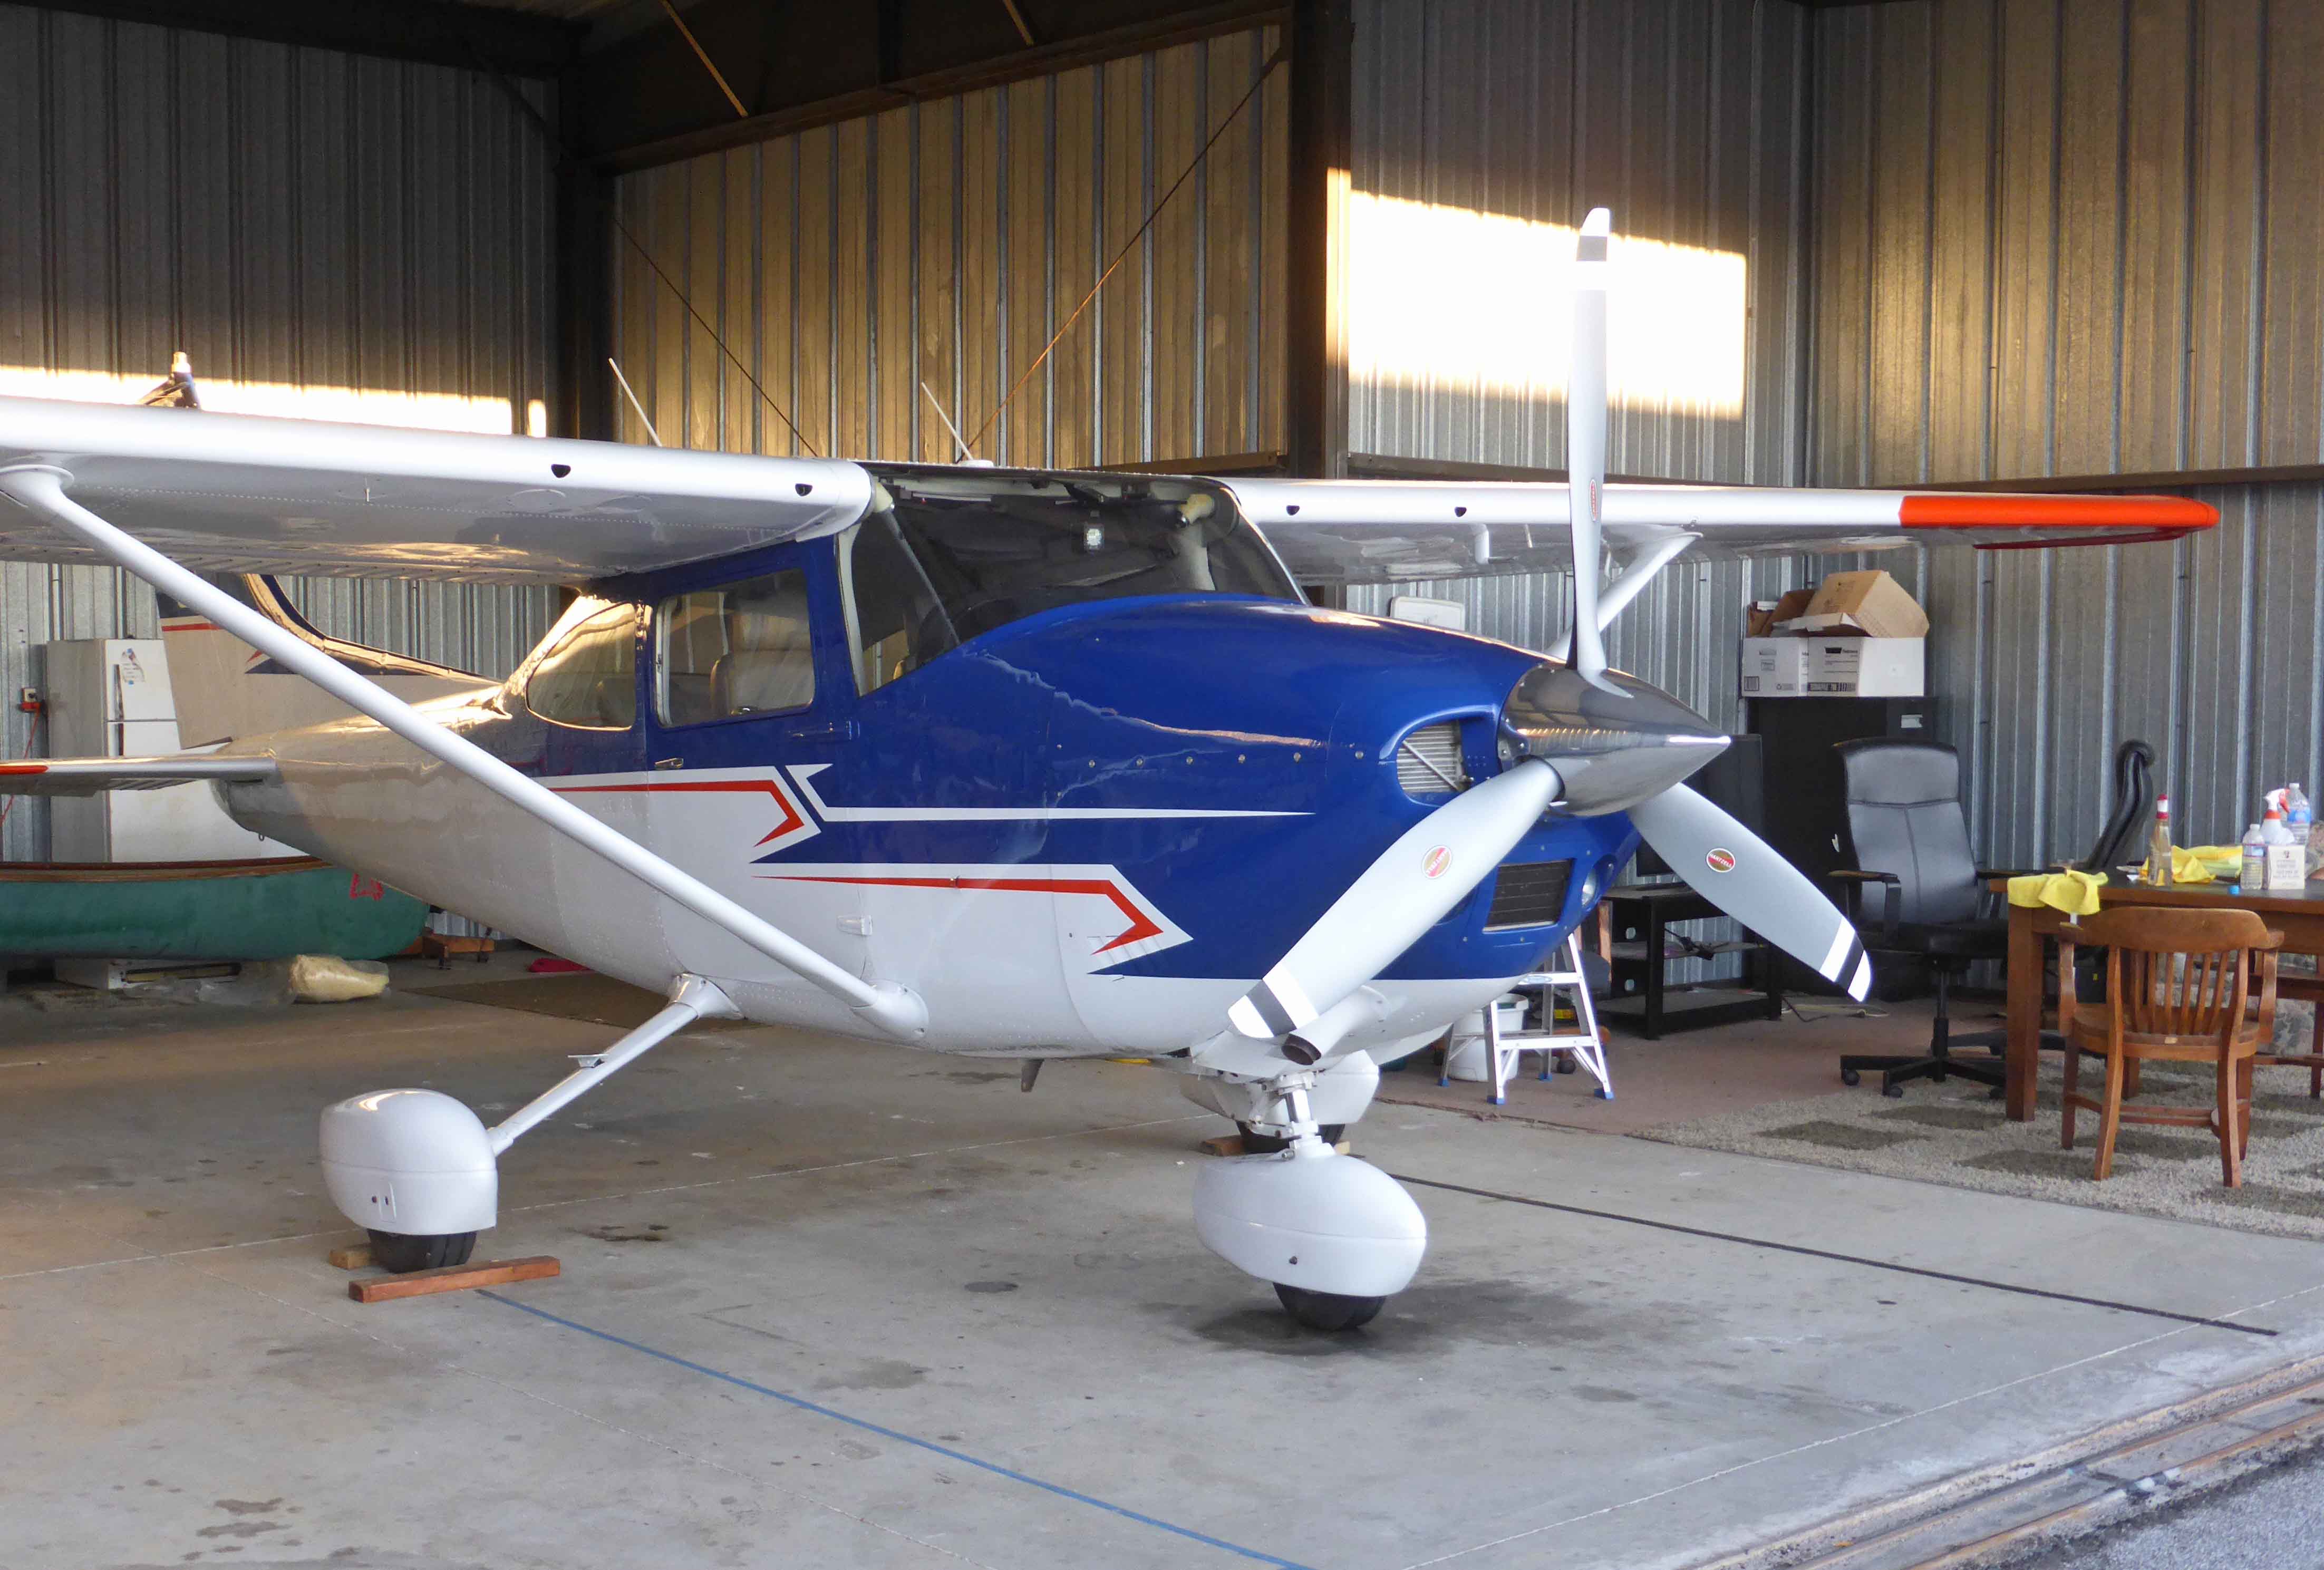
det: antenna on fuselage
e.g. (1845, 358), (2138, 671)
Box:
(608, 358), (664, 448)
(921, 381), (992, 467)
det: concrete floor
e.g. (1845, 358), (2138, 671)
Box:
(10, 968), (2324, 1570)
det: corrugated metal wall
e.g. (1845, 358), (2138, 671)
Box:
(1811, 0), (2324, 487)
(1349, 0), (1812, 483)
(0, 4), (560, 861)
(1808, 0), (2324, 866)
(609, 27), (1290, 469)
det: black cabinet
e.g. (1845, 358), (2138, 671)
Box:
(1744, 697), (1941, 990)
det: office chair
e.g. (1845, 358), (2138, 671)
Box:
(1830, 740), (2017, 1097)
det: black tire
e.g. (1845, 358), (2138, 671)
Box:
(1235, 1121), (1346, 1155)
(1553, 1053), (1577, 1074)
(1275, 1282), (1387, 1331)
(367, 1228), (477, 1274)
(1841, 1068), (1861, 1087)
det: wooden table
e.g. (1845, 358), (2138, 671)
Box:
(1996, 878), (2324, 1120)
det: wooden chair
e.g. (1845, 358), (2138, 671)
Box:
(2252, 972), (2324, 1098)
(2056, 907), (2281, 1187)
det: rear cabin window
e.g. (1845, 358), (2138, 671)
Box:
(655, 569), (817, 724)
(522, 603), (639, 730)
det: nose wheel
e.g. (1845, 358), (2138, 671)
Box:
(367, 1229), (477, 1274)
(1275, 1283), (1386, 1331)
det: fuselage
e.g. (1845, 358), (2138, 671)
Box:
(213, 467), (1652, 1059)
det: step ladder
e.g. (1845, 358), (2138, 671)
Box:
(1476, 932), (1612, 1105)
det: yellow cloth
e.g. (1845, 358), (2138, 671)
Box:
(2008, 868), (2108, 914)
(2140, 845), (2244, 884)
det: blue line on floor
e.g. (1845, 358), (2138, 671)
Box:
(479, 1290), (1315, 1569)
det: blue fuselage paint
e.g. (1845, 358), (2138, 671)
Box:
(472, 530), (1643, 986)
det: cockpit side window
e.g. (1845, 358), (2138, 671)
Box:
(522, 602), (639, 730)
(655, 569), (817, 724)
(839, 513), (959, 696)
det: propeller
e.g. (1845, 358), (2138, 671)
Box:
(1227, 759), (1565, 1040)
(1565, 207), (1616, 695)
(1213, 202), (1871, 1060)
(1631, 782), (1873, 1001)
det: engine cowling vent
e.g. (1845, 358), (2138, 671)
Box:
(1395, 722), (1468, 796)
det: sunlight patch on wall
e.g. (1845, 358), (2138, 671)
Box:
(0, 367), (528, 435)
(1347, 193), (1749, 418)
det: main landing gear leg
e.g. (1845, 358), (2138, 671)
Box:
(1179, 1060), (1426, 1331)
(317, 974), (738, 1272)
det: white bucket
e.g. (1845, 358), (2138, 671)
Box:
(1444, 999), (1525, 1082)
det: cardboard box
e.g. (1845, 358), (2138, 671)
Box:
(1745, 589), (1815, 638)
(1783, 569), (1930, 639)
(1799, 637), (1925, 697)
(1739, 638), (1809, 696)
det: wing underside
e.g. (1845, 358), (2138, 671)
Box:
(0, 757), (280, 796)
(0, 395), (875, 584)
(1224, 479), (2216, 584)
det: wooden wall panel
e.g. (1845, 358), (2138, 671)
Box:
(1925, 0), (1994, 481)
(2259, 0), (2324, 467)
(2118, 0), (2190, 474)
(914, 98), (958, 462)
(1004, 77), (1052, 467)
(792, 126), (834, 460)
(874, 109), (916, 462)
(1814, 0), (2321, 484)
(2186, 1), (2261, 470)
(612, 28), (1287, 468)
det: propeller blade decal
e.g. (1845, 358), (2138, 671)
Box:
(1228, 759), (1565, 1039)
(1629, 782), (1873, 1002)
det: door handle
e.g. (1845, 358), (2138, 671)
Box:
(786, 720), (858, 743)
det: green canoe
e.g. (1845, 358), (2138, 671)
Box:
(0, 858), (429, 960)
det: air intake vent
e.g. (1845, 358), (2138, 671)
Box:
(1484, 860), (1573, 931)
(1396, 722), (1467, 795)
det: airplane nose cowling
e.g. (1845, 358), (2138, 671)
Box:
(1502, 660), (1729, 816)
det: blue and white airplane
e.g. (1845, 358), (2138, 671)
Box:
(0, 214), (2211, 1329)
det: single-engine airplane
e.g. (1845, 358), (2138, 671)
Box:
(0, 212), (2213, 1329)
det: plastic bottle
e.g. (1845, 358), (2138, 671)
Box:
(2150, 794), (2174, 886)
(2243, 823), (2268, 890)
(2261, 803), (2293, 845)
(2291, 782), (2318, 875)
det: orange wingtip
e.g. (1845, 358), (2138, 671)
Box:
(1898, 493), (2217, 530)
(0, 763), (47, 774)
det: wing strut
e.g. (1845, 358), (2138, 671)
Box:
(0, 464), (927, 1042)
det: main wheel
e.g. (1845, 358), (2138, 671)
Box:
(1235, 1121), (1345, 1155)
(368, 1228), (477, 1274)
(1275, 1282), (1386, 1331)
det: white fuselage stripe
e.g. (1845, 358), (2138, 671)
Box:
(786, 763), (1304, 821)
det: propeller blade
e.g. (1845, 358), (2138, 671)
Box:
(1566, 207), (1616, 694)
(1629, 782), (1873, 1002)
(1229, 759), (1564, 1040)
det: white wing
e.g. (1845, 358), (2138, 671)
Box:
(0, 756), (279, 795)
(0, 395), (872, 584)
(1224, 478), (2216, 584)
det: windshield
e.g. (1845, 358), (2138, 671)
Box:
(861, 468), (1298, 647)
